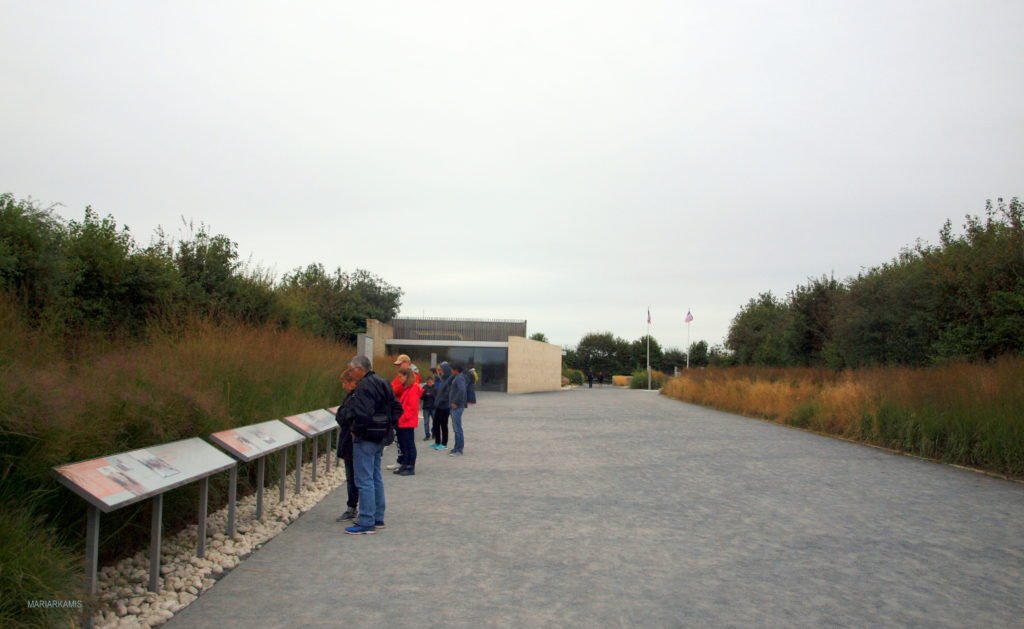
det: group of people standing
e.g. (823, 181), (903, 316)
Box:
(333, 353), (477, 535)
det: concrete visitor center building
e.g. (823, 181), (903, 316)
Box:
(358, 317), (562, 394)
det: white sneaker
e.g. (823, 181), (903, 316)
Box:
(385, 463), (401, 471)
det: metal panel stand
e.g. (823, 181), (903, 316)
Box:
(295, 442), (303, 493)
(312, 437), (319, 483)
(256, 457), (266, 520)
(83, 506), (100, 629)
(326, 430), (333, 474)
(149, 495), (163, 592)
(197, 477), (208, 558)
(279, 449), (287, 503)
(227, 466), (237, 538)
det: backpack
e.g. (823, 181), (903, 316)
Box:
(363, 375), (401, 445)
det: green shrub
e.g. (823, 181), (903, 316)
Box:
(630, 369), (668, 389)
(562, 368), (583, 385)
(788, 400), (820, 429)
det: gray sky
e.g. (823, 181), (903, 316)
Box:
(3, 1), (1022, 350)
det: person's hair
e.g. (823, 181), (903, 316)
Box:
(400, 369), (416, 388)
(451, 362), (464, 373)
(348, 355), (372, 371)
(340, 368), (359, 384)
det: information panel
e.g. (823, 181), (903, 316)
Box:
(209, 420), (305, 463)
(53, 438), (236, 513)
(282, 409), (337, 437)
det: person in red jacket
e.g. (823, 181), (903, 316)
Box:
(388, 354), (420, 471)
(392, 365), (422, 476)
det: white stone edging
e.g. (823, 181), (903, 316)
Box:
(91, 458), (344, 628)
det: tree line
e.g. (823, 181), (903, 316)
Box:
(563, 332), (722, 375)
(724, 198), (1023, 367)
(0, 193), (402, 343)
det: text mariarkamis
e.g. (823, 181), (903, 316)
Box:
(27, 599), (83, 609)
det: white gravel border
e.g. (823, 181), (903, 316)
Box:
(91, 457), (344, 628)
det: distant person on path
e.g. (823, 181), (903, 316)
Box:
(431, 362), (453, 450)
(334, 368), (359, 522)
(586, 371), (594, 388)
(466, 364), (477, 407)
(597, 371), (605, 387)
(341, 355), (402, 535)
(393, 365), (422, 476)
(421, 375), (436, 441)
(448, 363), (470, 456)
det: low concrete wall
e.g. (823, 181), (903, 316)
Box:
(507, 336), (562, 394)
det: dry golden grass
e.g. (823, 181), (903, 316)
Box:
(662, 360), (1024, 477)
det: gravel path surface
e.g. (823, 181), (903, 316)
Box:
(167, 388), (1024, 628)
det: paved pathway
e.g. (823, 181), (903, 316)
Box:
(168, 388), (1024, 628)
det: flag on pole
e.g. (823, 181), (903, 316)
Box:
(647, 308), (651, 325)
(685, 310), (694, 323)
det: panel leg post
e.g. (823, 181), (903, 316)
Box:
(326, 430), (333, 474)
(279, 449), (287, 504)
(227, 465), (237, 538)
(312, 437), (319, 483)
(83, 505), (100, 628)
(256, 456), (266, 520)
(149, 495), (163, 593)
(197, 476), (209, 558)
(295, 442), (303, 494)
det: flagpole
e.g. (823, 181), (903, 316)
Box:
(646, 306), (651, 390)
(686, 307), (691, 369)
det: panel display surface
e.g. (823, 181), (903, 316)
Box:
(53, 438), (236, 512)
(282, 409), (338, 437)
(209, 420), (305, 462)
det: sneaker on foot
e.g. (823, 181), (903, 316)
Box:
(448, 450), (463, 456)
(344, 524), (376, 535)
(392, 465), (404, 474)
(375, 521), (386, 529)
(398, 467), (415, 476)
(336, 508), (357, 522)
(385, 463), (400, 471)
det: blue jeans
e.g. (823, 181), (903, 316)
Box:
(422, 407), (433, 438)
(353, 439), (385, 527)
(451, 406), (465, 453)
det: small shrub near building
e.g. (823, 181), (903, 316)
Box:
(630, 370), (668, 389)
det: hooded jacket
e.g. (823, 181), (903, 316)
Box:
(449, 371), (468, 408)
(433, 362), (454, 408)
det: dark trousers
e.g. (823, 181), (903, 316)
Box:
(396, 427), (417, 468)
(423, 407), (434, 438)
(433, 407), (450, 446)
(343, 459), (358, 509)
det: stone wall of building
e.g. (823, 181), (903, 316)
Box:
(364, 319), (394, 368)
(506, 336), (562, 394)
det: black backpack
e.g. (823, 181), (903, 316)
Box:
(363, 376), (401, 445)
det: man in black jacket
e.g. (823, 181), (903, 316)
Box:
(340, 355), (402, 535)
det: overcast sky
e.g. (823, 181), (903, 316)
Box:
(3, 1), (1022, 350)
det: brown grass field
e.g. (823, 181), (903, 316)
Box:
(661, 360), (1024, 478)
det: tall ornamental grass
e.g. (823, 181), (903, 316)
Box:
(661, 360), (1024, 477)
(0, 296), (352, 625)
